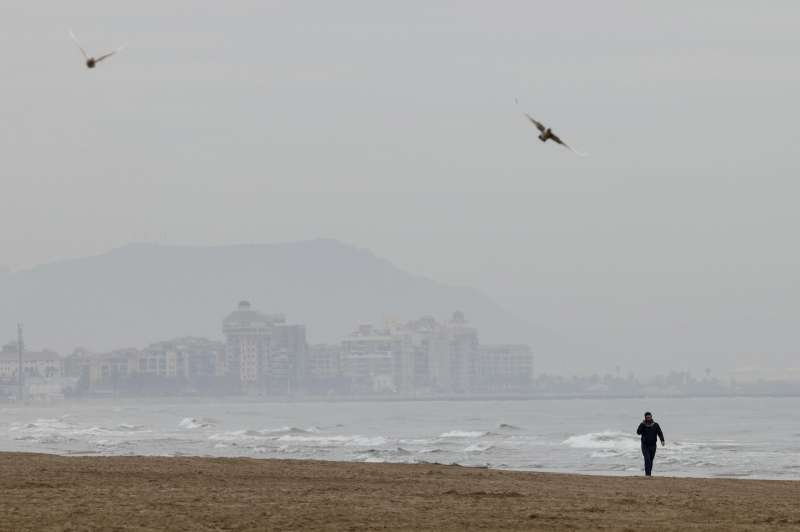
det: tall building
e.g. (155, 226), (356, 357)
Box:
(336, 312), (483, 396)
(413, 311), (479, 394)
(307, 344), (345, 394)
(446, 311), (479, 393)
(222, 301), (272, 391)
(390, 317), (436, 394)
(221, 301), (307, 395)
(475, 345), (534, 393)
(271, 324), (308, 394)
(340, 325), (398, 394)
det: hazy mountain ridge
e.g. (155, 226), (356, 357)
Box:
(0, 239), (551, 353)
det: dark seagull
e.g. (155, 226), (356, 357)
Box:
(69, 30), (124, 69)
(523, 112), (587, 156)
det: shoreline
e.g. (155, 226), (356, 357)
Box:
(5, 449), (796, 483)
(1, 453), (799, 531)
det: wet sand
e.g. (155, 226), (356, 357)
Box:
(1, 453), (799, 531)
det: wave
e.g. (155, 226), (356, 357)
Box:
(355, 447), (416, 464)
(208, 430), (264, 443)
(497, 424), (522, 431)
(11, 418), (75, 432)
(116, 423), (146, 431)
(562, 430), (640, 452)
(361, 447), (412, 457)
(418, 448), (446, 454)
(276, 434), (388, 447)
(399, 438), (436, 446)
(14, 434), (78, 445)
(9, 419), (150, 445)
(262, 426), (317, 435)
(208, 429), (387, 449)
(464, 443), (494, 453)
(439, 430), (489, 439)
(178, 417), (218, 429)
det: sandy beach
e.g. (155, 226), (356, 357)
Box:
(0, 454), (798, 531)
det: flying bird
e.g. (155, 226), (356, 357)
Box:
(523, 113), (587, 156)
(514, 97), (588, 156)
(69, 30), (124, 69)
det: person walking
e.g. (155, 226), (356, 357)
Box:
(636, 411), (665, 476)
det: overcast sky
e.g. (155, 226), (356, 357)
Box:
(2, 1), (799, 374)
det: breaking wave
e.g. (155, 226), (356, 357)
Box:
(562, 430), (640, 452)
(8, 418), (153, 448)
(464, 443), (494, 453)
(178, 417), (218, 429)
(439, 430), (489, 439)
(208, 429), (387, 449)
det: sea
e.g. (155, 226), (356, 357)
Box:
(1, 396), (798, 480)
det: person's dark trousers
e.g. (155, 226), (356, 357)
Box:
(642, 444), (657, 476)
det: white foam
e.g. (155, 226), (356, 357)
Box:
(260, 426), (316, 435)
(563, 430), (639, 452)
(399, 438), (436, 445)
(439, 430), (488, 439)
(178, 417), (216, 429)
(276, 434), (387, 447)
(208, 430), (261, 443)
(116, 423), (145, 431)
(464, 443), (494, 453)
(8, 418), (151, 448)
(208, 430), (387, 449)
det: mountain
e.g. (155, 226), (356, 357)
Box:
(0, 240), (555, 354)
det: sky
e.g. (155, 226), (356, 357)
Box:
(1, 1), (800, 375)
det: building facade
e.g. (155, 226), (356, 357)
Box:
(222, 301), (273, 390)
(340, 325), (398, 393)
(0, 343), (63, 380)
(474, 344), (534, 393)
(222, 301), (308, 395)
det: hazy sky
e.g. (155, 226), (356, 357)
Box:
(2, 1), (800, 374)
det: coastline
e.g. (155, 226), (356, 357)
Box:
(1, 453), (798, 531)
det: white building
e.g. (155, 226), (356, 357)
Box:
(340, 325), (398, 393)
(474, 344), (533, 393)
(401, 312), (478, 394)
(0, 344), (63, 380)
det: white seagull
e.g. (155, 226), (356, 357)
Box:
(69, 30), (124, 69)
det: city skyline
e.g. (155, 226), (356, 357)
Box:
(1, 300), (535, 400)
(4, 297), (798, 404)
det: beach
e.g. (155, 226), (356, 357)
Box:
(1, 453), (798, 531)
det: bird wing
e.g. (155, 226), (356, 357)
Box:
(550, 133), (588, 157)
(69, 30), (89, 59)
(524, 113), (546, 133)
(95, 45), (124, 63)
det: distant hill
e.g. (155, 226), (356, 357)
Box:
(0, 240), (556, 354)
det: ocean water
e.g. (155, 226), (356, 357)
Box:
(1, 397), (798, 480)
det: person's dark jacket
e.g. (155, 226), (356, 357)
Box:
(637, 421), (664, 447)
